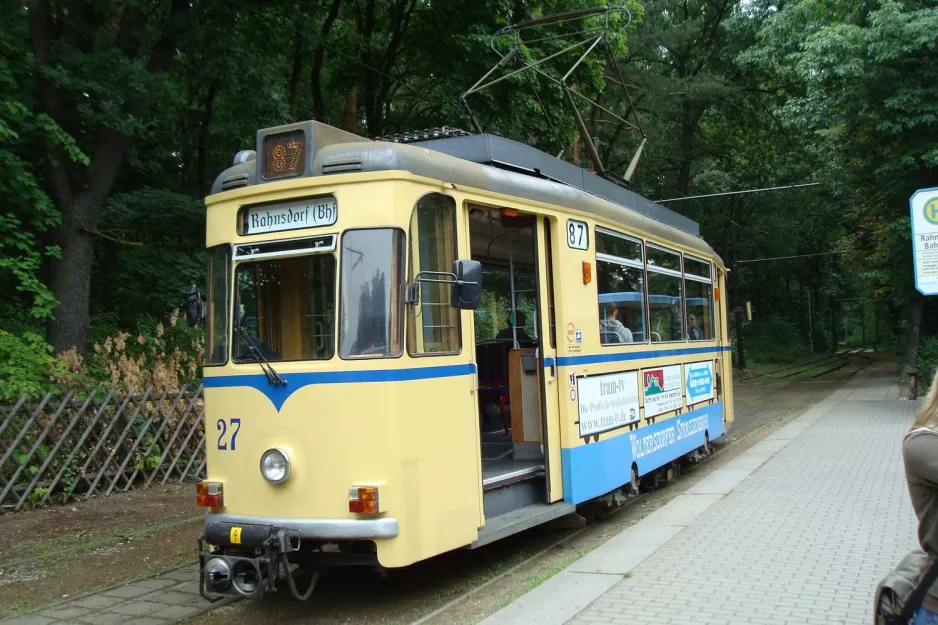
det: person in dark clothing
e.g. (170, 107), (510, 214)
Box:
(496, 310), (533, 344)
(903, 369), (938, 623)
(687, 313), (703, 340)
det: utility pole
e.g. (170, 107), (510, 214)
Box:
(861, 300), (866, 347)
(731, 217), (745, 369)
(807, 286), (813, 353)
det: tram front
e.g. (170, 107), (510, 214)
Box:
(188, 121), (484, 601)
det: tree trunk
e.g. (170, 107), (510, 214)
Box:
(345, 85), (357, 133)
(675, 100), (695, 199)
(47, 199), (96, 354)
(311, 0), (343, 123)
(903, 294), (924, 382)
(196, 80), (219, 193)
(288, 12), (305, 122)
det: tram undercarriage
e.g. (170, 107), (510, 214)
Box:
(199, 523), (382, 601)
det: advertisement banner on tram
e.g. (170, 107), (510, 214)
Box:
(685, 361), (715, 406)
(576, 370), (640, 438)
(642, 365), (683, 418)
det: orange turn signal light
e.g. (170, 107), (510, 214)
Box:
(582, 262), (592, 284)
(348, 486), (380, 514)
(196, 481), (224, 508)
(349, 499), (378, 514)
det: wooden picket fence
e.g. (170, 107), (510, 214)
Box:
(0, 385), (206, 512)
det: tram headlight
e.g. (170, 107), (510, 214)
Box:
(260, 448), (290, 484)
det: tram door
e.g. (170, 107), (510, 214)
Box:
(535, 217), (563, 503)
(468, 204), (557, 523)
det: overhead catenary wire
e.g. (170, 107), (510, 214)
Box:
(736, 251), (842, 264)
(656, 182), (821, 203)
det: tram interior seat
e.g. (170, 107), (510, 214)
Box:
(601, 330), (648, 343)
(477, 341), (512, 434)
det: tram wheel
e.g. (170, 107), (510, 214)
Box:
(629, 465), (640, 496)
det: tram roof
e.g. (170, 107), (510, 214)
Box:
(210, 121), (723, 265)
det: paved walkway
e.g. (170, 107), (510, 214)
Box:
(481, 375), (919, 625)
(1, 564), (234, 625)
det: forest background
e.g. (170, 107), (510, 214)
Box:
(2, 0), (937, 401)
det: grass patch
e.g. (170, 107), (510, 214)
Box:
(495, 554), (581, 608)
(0, 516), (201, 569)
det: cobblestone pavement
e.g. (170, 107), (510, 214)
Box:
(483, 377), (918, 625)
(570, 378), (915, 625)
(480, 375), (918, 625)
(0, 564), (234, 625)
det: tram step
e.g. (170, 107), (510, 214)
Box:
(483, 474), (544, 518)
(469, 502), (577, 549)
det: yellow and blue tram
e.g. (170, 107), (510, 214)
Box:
(188, 121), (733, 600)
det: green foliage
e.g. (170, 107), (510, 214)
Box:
(0, 23), (66, 322)
(0, 330), (61, 402)
(736, 316), (810, 366)
(917, 336), (938, 387)
(2, 0), (936, 390)
(96, 189), (207, 325)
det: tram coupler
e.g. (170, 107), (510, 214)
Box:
(198, 522), (318, 601)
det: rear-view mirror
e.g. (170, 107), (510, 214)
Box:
(451, 260), (482, 310)
(186, 284), (204, 327)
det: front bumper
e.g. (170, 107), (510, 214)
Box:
(198, 514), (398, 601)
(204, 512), (399, 539)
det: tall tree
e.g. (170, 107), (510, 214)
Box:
(28, 0), (190, 355)
(751, 0), (938, 372)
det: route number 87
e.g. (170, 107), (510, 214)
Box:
(567, 219), (588, 250)
(216, 418), (241, 451)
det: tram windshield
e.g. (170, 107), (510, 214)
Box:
(212, 228), (406, 365)
(234, 253), (337, 362)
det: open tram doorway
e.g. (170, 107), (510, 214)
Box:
(469, 204), (557, 534)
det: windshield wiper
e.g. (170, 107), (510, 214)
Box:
(235, 326), (287, 387)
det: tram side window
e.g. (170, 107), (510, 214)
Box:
(596, 229), (646, 345)
(646, 245), (684, 342)
(205, 245), (231, 365)
(407, 194), (460, 355)
(684, 256), (714, 340)
(340, 229), (405, 359)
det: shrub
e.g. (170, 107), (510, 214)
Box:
(737, 315), (809, 365)
(916, 335), (938, 387)
(57, 309), (204, 395)
(0, 330), (62, 401)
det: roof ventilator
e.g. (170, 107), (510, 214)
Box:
(321, 156), (364, 175)
(221, 173), (250, 191)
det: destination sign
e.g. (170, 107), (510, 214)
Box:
(242, 196), (337, 235)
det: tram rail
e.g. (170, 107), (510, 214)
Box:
(809, 349), (873, 380)
(740, 348), (871, 383)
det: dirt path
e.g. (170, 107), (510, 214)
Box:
(0, 485), (199, 617)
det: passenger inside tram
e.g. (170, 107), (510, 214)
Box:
(599, 301), (633, 344)
(495, 310), (535, 345)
